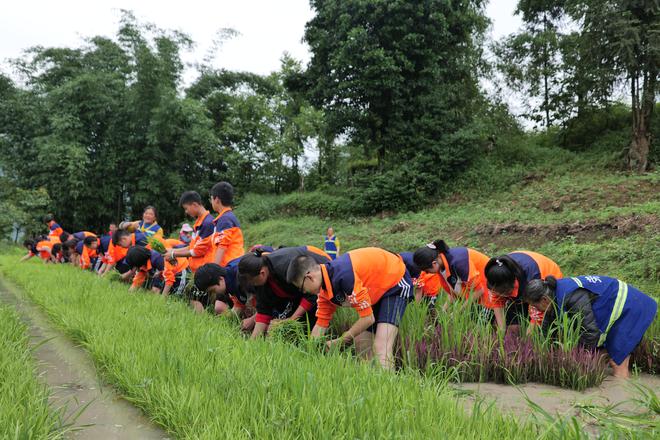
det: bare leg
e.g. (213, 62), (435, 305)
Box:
(373, 323), (399, 370)
(611, 356), (630, 378)
(214, 300), (229, 315)
(354, 331), (374, 360)
(190, 300), (205, 313)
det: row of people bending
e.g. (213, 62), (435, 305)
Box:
(24, 231), (657, 378)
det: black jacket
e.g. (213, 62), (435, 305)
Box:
(541, 288), (601, 349)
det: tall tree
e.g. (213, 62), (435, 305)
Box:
(1, 11), (219, 231)
(300, 0), (489, 208)
(565, 0), (659, 171)
(493, 0), (567, 128)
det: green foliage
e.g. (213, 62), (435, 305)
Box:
(267, 319), (307, 345)
(301, 0), (490, 209)
(0, 12), (219, 232)
(0, 176), (51, 240)
(492, 1), (567, 128)
(0, 303), (66, 438)
(147, 237), (166, 254)
(236, 191), (355, 224)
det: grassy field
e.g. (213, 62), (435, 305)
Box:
(0, 302), (66, 439)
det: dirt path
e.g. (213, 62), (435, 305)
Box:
(0, 279), (169, 439)
(458, 374), (660, 416)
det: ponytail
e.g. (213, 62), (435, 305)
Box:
(485, 255), (524, 295)
(238, 252), (266, 279)
(413, 239), (450, 270)
(524, 276), (557, 304)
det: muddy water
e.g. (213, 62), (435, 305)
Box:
(458, 373), (660, 416)
(0, 279), (170, 439)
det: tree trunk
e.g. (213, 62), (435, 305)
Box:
(542, 13), (551, 129)
(627, 69), (655, 172)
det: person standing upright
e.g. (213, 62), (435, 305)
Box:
(324, 226), (340, 260)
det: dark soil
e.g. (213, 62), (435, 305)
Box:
(472, 213), (659, 249)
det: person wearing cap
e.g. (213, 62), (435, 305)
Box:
(179, 223), (193, 244)
(194, 261), (254, 315)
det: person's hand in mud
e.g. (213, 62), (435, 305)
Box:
(241, 315), (256, 332)
(325, 337), (345, 351)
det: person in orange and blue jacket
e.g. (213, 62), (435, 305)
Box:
(399, 251), (442, 306)
(125, 246), (190, 297)
(412, 240), (494, 314)
(21, 235), (60, 263)
(485, 251), (563, 331)
(166, 191), (215, 273)
(209, 182), (244, 267)
(95, 233), (113, 273)
(59, 230), (96, 243)
(194, 261), (255, 316)
(44, 214), (63, 239)
(238, 246), (330, 338)
(524, 275), (657, 378)
(79, 236), (100, 270)
(100, 229), (150, 277)
(323, 226), (340, 260)
(120, 206), (164, 239)
(286, 247), (413, 370)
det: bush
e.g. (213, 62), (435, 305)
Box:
(235, 191), (355, 223)
(559, 104), (630, 151)
(349, 169), (423, 215)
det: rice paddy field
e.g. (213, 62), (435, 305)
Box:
(0, 166), (658, 438)
(0, 300), (66, 438)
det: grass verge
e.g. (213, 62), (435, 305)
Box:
(0, 301), (65, 439)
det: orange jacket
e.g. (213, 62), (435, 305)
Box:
(80, 242), (99, 269)
(489, 251), (563, 324)
(188, 210), (215, 272)
(212, 208), (245, 266)
(316, 248), (406, 328)
(131, 251), (189, 289)
(36, 236), (60, 260)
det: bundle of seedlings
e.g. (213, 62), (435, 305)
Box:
(147, 237), (167, 254)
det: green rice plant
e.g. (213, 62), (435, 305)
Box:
(396, 294), (607, 390)
(268, 320), (306, 346)
(216, 310), (242, 332)
(104, 269), (122, 284)
(328, 306), (358, 336)
(147, 237), (167, 254)
(0, 303), (68, 439)
(0, 258), (543, 439)
(630, 382), (660, 415)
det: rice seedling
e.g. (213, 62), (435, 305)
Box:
(267, 319), (306, 345)
(397, 295), (607, 390)
(0, 303), (68, 439)
(147, 237), (167, 254)
(0, 258), (545, 439)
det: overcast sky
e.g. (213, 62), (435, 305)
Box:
(1, 0), (522, 81)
